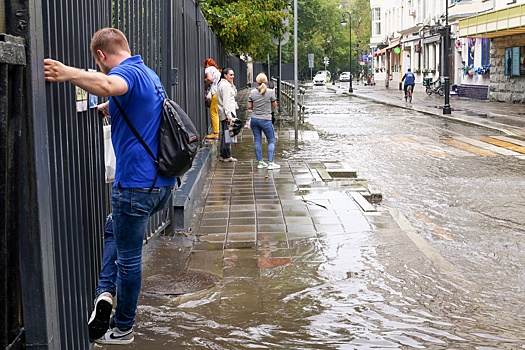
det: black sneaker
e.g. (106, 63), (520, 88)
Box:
(94, 326), (134, 345)
(88, 292), (113, 341)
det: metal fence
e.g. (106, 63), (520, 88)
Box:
(0, 0), (246, 349)
(0, 34), (26, 350)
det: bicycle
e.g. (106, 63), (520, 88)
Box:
(405, 85), (413, 103)
(424, 78), (444, 96)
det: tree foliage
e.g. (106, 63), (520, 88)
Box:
(288, 0), (372, 77)
(200, 0), (290, 60)
(201, 0), (371, 77)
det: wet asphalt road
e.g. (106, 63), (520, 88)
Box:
(295, 86), (525, 341)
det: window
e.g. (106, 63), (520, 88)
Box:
(467, 38), (475, 66)
(372, 8), (381, 37)
(417, 0), (425, 23)
(481, 38), (490, 66)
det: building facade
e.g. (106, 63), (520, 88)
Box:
(370, 0), (525, 102)
(460, 1), (525, 103)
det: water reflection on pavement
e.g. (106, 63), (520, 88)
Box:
(96, 86), (525, 349)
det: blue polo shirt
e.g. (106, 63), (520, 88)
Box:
(402, 72), (415, 85)
(108, 55), (176, 188)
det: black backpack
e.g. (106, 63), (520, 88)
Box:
(112, 67), (198, 190)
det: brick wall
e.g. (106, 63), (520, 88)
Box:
(490, 34), (525, 104)
(457, 84), (489, 100)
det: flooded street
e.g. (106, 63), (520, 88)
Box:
(296, 87), (525, 310)
(98, 86), (525, 349)
(290, 87), (525, 344)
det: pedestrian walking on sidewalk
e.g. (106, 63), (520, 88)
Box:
(217, 67), (238, 162)
(44, 28), (175, 345)
(204, 58), (220, 139)
(248, 73), (280, 170)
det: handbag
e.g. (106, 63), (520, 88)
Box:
(112, 65), (199, 190)
(205, 88), (212, 107)
(103, 117), (116, 183)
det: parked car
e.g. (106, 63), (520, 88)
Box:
(339, 71), (351, 82)
(313, 70), (331, 85)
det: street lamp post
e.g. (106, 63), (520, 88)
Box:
(341, 12), (353, 93)
(442, 1), (452, 114)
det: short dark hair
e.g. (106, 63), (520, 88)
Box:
(407, 68), (411, 72)
(90, 28), (130, 58)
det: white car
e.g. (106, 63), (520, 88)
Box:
(339, 71), (351, 82)
(313, 70), (331, 85)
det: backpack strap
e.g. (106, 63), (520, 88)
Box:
(111, 96), (159, 192)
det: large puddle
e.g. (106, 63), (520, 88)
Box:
(96, 87), (525, 349)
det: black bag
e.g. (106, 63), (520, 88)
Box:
(112, 68), (198, 190)
(230, 117), (243, 136)
(157, 98), (199, 177)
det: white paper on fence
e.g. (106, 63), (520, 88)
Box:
(103, 124), (116, 183)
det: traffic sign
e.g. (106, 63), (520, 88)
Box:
(271, 32), (290, 45)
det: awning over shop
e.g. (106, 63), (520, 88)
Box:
(373, 48), (386, 57)
(385, 42), (401, 50)
(459, 4), (525, 38)
(422, 35), (441, 44)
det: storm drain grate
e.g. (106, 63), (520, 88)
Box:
(143, 271), (220, 296)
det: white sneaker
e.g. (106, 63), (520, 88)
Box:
(257, 161), (268, 168)
(88, 292), (113, 341)
(267, 162), (281, 170)
(94, 326), (134, 345)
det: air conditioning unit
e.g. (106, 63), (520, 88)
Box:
(408, 7), (416, 16)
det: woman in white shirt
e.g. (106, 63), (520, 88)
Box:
(216, 67), (237, 162)
(204, 58), (221, 139)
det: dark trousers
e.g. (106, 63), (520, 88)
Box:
(220, 119), (232, 159)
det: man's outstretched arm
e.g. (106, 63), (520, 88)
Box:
(44, 58), (128, 97)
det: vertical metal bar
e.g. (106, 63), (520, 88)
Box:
(4, 63), (25, 350)
(11, 0), (63, 347)
(293, 0), (298, 144)
(443, 0), (451, 114)
(0, 62), (9, 349)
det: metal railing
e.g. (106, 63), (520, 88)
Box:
(0, 33), (26, 350)
(272, 78), (306, 122)
(0, 1), (243, 349)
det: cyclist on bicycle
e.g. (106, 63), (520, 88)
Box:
(402, 68), (415, 100)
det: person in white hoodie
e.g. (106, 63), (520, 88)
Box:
(216, 67), (237, 162)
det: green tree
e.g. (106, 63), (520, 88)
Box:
(200, 0), (290, 60)
(200, 0), (371, 79)
(282, 0), (371, 79)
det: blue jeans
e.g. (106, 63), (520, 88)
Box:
(95, 184), (173, 330)
(250, 118), (276, 162)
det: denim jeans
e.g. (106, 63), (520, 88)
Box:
(95, 184), (173, 330)
(250, 118), (276, 162)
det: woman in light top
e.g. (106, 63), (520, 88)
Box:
(204, 58), (221, 139)
(216, 67), (237, 162)
(248, 73), (280, 170)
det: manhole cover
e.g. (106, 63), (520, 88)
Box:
(143, 271), (220, 296)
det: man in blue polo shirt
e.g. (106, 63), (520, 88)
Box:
(402, 68), (416, 101)
(44, 28), (175, 345)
